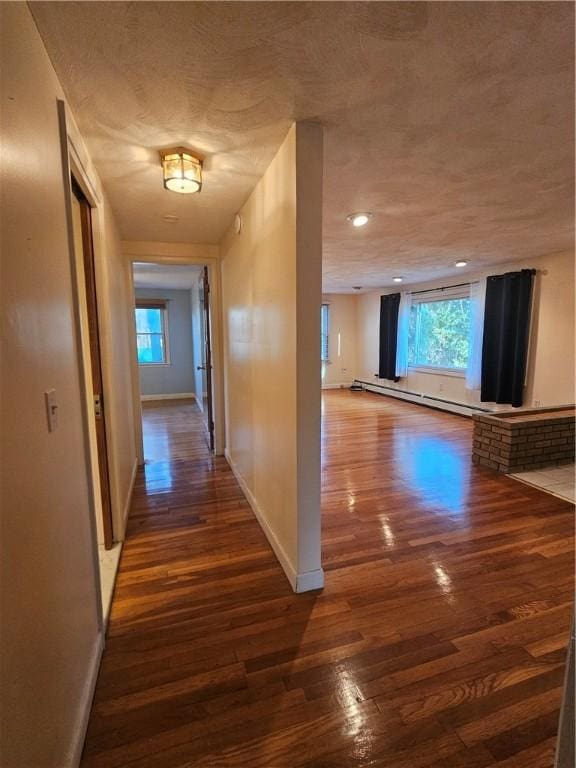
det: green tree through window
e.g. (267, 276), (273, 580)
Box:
(408, 297), (470, 370)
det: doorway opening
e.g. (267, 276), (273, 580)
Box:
(131, 262), (216, 463)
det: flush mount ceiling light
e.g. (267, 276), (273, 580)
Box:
(393, 276), (403, 283)
(160, 148), (202, 194)
(455, 260), (468, 268)
(347, 212), (372, 227)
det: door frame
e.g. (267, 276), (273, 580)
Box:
(125, 245), (224, 461)
(57, 100), (124, 545)
(71, 180), (115, 549)
(202, 265), (215, 451)
(57, 100), (105, 630)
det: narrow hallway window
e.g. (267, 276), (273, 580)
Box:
(135, 301), (169, 364)
(321, 303), (329, 362)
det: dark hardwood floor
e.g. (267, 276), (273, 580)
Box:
(82, 391), (574, 767)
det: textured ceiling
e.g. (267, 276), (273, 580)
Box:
(132, 263), (202, 290)
(32, 2), (574, 291)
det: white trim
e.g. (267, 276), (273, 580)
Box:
(296, 567), (325, 592)
(358, 380), (485, 418)
(408, 365), (466, 378)
(67, 138), (100, 207)
(225, 449), (324, 593)
(141, 392), (196, 402)
(120, 458), (138, 536)
(66, 632), (104, 768)
(127, 267), (145, 466)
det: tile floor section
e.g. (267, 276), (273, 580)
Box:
(98, 542), (122, 621)
(510, 464), (575, 503)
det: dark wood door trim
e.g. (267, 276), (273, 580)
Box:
(72, 179), (114, 549)
(203, 266), (215, 452)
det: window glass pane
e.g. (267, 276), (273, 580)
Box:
(320, 304), (329, 362)
(408, 298), (470, 370)
(135, 307), (162, 334)
(135, 306), (167, 364)
(137, 333), (165, 364)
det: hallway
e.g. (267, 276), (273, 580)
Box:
(82, 393), (573, 767)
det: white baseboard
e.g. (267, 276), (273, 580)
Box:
(141, 392), (196, 402)
(224, 449), (323, 593)
(67, 631), (104, 767)
(296, 567), (325, 592)
(356, 380), (487, 418)
(119, 457), (138, 538)
(322, 382), (353, 390)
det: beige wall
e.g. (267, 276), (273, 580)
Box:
(356, 250), (575, 409)
(95, 198), (138, 534)
(220, 123), (323, 591)
(321, 294), (358, 388)
(0, 4), (136, 765)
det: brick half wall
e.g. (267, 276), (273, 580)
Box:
(472, 408), (575, 473)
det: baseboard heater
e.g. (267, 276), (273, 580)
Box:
(354, 379), (492, 418)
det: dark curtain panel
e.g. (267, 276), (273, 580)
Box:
(379, 293), (401, 381)
(481, 269), (535, 407)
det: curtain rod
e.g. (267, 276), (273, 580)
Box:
(410, 281), (478, 297)
(390, 269), (537, 298)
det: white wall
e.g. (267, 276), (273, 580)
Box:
(135, 288), (195, 397)
(220, 123), (324, 592)
(0, 4), (136, 765)
(321, 294), (357, 388)
(355, 250), (575, 409)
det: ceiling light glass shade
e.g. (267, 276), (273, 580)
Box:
(455, 260), (468, 267)
(160, 149), (202, 194)
(393, 277), (403, 282)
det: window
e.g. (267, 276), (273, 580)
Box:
(321, 303), (329, 362)
(135, 302), (169, 365)
(408, 293), (471, 372)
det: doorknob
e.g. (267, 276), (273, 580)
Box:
(196, 365), (206, 370)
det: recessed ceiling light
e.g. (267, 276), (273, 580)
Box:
(393, 277), (403, 283)
(347, 212), (372, 227)
(455, 260), (468, 268)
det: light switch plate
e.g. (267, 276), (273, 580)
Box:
(45, 389), (58, 432)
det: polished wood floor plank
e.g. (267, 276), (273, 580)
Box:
(81, 392), (574, 767)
